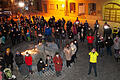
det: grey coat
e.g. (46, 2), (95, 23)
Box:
(114, 38), (120, 50)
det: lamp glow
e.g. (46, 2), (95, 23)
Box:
(62, 4), (65, 8)
(18, 2), (25, 7)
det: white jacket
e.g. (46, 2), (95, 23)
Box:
(70, 43), (77, 55)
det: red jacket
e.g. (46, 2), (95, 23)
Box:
(25, 56), (32, 66)
(87, 36), (94, 43)
(53, 56), (63, 71)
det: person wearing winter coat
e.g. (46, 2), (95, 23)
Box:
(94, 20), (99, 35)
(37, 58), (45, 76)
(63, 44), (72, 67)
(68, 30), (74, 40)
(87, 33), (94, 50)
(61, 29), (66, 47)
(95, 33), (100, 52)
(0, 52), (5, 71)
(66, 20), (72, 33)
(70, 41), (77, 63)
(53, 52), (63, 77)
(105, 36), (114, 56)
(4, 48), (14, 71)
(73, 23), (77, 35)
(113, 35), (120, 53)
(45, 26), (52, 42)
(103, 22), (112, 38)
(88, 48), (99, 77)
(84, 20), (89, 31)
(45, 55), (54, 71)
(54, 28), (61, 48)
(74, 39), (78, 54)
(15, 51), (24, 71)
(87, 27), (94, 36)
(25, 52), (33, 73)
(98, 35), (105, 57)
(80, 25), (86, 42)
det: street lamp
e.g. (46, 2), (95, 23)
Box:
(18, 2), (25, 8)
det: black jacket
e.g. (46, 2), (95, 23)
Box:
(0, 52), (5, 71)
(98, 40), (105, 48)
(15, 54), (24, 66)
(105, 38), (114, 47)
(37, 61), (45, 72)
(4, 52), (14, 64)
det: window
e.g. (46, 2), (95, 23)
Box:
(70, 3), (76, 13)
(59, 4), (65, 10)
(78, 3), (85, 15)
(44, 4), (47, 13)
(88, 3), (96, 15)
(56, 4), (58, 10)
(50, 4), (55, 10)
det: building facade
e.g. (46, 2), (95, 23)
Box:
(39, 0), (120, 22)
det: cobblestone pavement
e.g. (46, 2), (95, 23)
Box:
(8, 39), (120, 80)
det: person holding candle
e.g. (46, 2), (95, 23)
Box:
(53, 52), (63, 77)
(45, 55), (54, 71)
(70, 41), (77, 64)
(37, 58), (45, 76)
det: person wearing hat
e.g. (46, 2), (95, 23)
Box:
(25, 52), (33, 74)
(15, 51), (24, 71)
(88, 48), (99, 77)
(37, 58), (45, 76)
(4, 48), (14, 71)
(53, 52), (63, 77)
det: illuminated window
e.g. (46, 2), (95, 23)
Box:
(78, 3), (85, 15)
(50, 4), (55, 10)
(70, 3), (76, 13)
(88, 3), (96, 15)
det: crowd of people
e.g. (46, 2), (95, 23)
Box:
(0, 15), (120, 79)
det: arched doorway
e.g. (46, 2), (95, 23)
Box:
(104, 2), (120, 22)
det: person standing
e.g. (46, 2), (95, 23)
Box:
(87, 33), (94, 50)
(53, 52), (63, 77)
(37, 58), (45, 76)
(63, 44), (72, 68)
(94, 20), (99, 35)
(70, 41), (77, 63)
(15, 51), (24, 71)
(88, 48), (99, 77)
(45, 55), (54, 71)
(25, 52), (33, 74)
(98, 35), (105, 57)
(113, 35), (120, 53)
(4, 48), (14, 71)
(105, 36), (114, 56)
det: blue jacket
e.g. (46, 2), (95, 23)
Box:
(45, 27), (52, 36)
